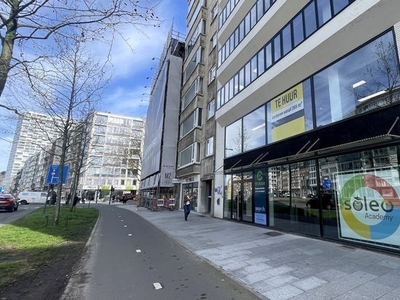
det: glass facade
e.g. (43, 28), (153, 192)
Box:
(217, 0), (355, 108)
(225, 30), (399, 153)
(222, 29), (400, 252)
(225, 145), (400, 251)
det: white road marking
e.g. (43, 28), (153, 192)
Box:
(153, 282), (162, 290)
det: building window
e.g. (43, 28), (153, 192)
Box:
(209, 65), (216, 83)
(178, 143), (200, 167)
(180, 108), (202, 138)
(243, 106), (266, 151)
(210, 33), (217, 50)
(206, 137), (214, 156)
(182, 77), (203, 110)
(314, 31), (399, 127)
(212, 4), (218, 20)
(225, 119), (242, 157)
(207, 99), (215, 119)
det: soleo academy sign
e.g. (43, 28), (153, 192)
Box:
(46, 165), (69, 184)
(335, 168), (400, 249)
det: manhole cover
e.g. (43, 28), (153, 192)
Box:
(264, 231), (283, 237)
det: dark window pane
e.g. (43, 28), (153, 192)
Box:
(333, 0), (349, 14)
(293, 13), (304, 47)
(304, 2), (317, 38)
(257, 48), (265, 76)
(317, 0), (332, 26)
(266, 43), (272, 69)
(273, 35), (281, 62)
(282, 24), (292, 56)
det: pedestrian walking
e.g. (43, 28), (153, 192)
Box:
(66, 193), (71, 205)
(183, 192), (191, 221)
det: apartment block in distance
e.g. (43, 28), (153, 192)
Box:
(214, 0), (400, 253)
(4, 111), (64, 192)
(80, 112), (145, 199)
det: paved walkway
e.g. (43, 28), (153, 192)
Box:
(117, 203), (400, 300)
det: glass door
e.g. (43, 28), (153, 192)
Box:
(242, 172), (253, 222)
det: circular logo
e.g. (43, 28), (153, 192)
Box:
(340, 174), (400, 240)
(256, 170), (263, 182)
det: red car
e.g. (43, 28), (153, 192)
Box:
(0, 194), (19, 212)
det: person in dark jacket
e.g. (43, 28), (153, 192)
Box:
(183, 192), (192, 221)
(73, 194), (79, 207)
(50, 191), (57, 205)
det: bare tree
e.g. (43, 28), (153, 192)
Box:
(0, 0), (160, 114)
(351, 40), (400, 108)
(22, 37), (107, 225)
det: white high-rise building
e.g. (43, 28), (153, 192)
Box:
(4, 112), (63, 192)
(80, 112), (145, 197)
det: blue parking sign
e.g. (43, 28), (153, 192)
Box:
(323, 178), (331, 190)
(46, 165), (69, 184)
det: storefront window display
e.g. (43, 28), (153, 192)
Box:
(224, 172), (253, 222)
(320, 146), (400, 250)
(269, 163), (320, 236)
(224, 174), (232, 218)
(182, 182), (198, 211)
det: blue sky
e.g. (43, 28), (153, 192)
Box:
(0, 0), (187, 172)
(99, 0), (187, 117)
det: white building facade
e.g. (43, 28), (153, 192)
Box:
(214, 0), (400, 253)
(4, 111), (63, 192)
(79, 112), (145, 197)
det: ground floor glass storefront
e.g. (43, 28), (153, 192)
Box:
(224, 145), (400, 251)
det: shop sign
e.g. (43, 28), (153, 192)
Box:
(336, 168), (400, 248)
(254, 168), (267, 225)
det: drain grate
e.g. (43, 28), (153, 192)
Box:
(264, 231), (284, 237)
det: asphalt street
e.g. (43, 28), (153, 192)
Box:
(0, 203), (40, 227)
(62, 204), (264, 300)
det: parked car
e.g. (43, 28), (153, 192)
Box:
(0, 194), (19, 212)
(306, 193), (336, 210)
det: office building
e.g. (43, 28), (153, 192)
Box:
(214, 0), (400, 253)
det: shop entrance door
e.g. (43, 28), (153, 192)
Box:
(232, 180), (242, 220)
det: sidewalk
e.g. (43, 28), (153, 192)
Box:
(118, 203), (400, 300)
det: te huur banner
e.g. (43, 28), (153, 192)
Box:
(335, 168), (400, 249)
(254, 169), (267, 225)
(270, 83), (305, 142)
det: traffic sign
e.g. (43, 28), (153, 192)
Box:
(46, 165), (69, 184)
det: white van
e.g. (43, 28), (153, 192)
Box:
(18, 191), (48, 204)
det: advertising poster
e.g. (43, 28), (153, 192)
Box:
(335, 169), (400, 248)
(254, 169), (267, 225)
(269, 83), (305, 142)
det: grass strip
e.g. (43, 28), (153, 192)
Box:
(0, 206), (99, 287)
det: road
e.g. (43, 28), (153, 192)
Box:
(63, 204), (263, 300)
(0, 203), (40, 227)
